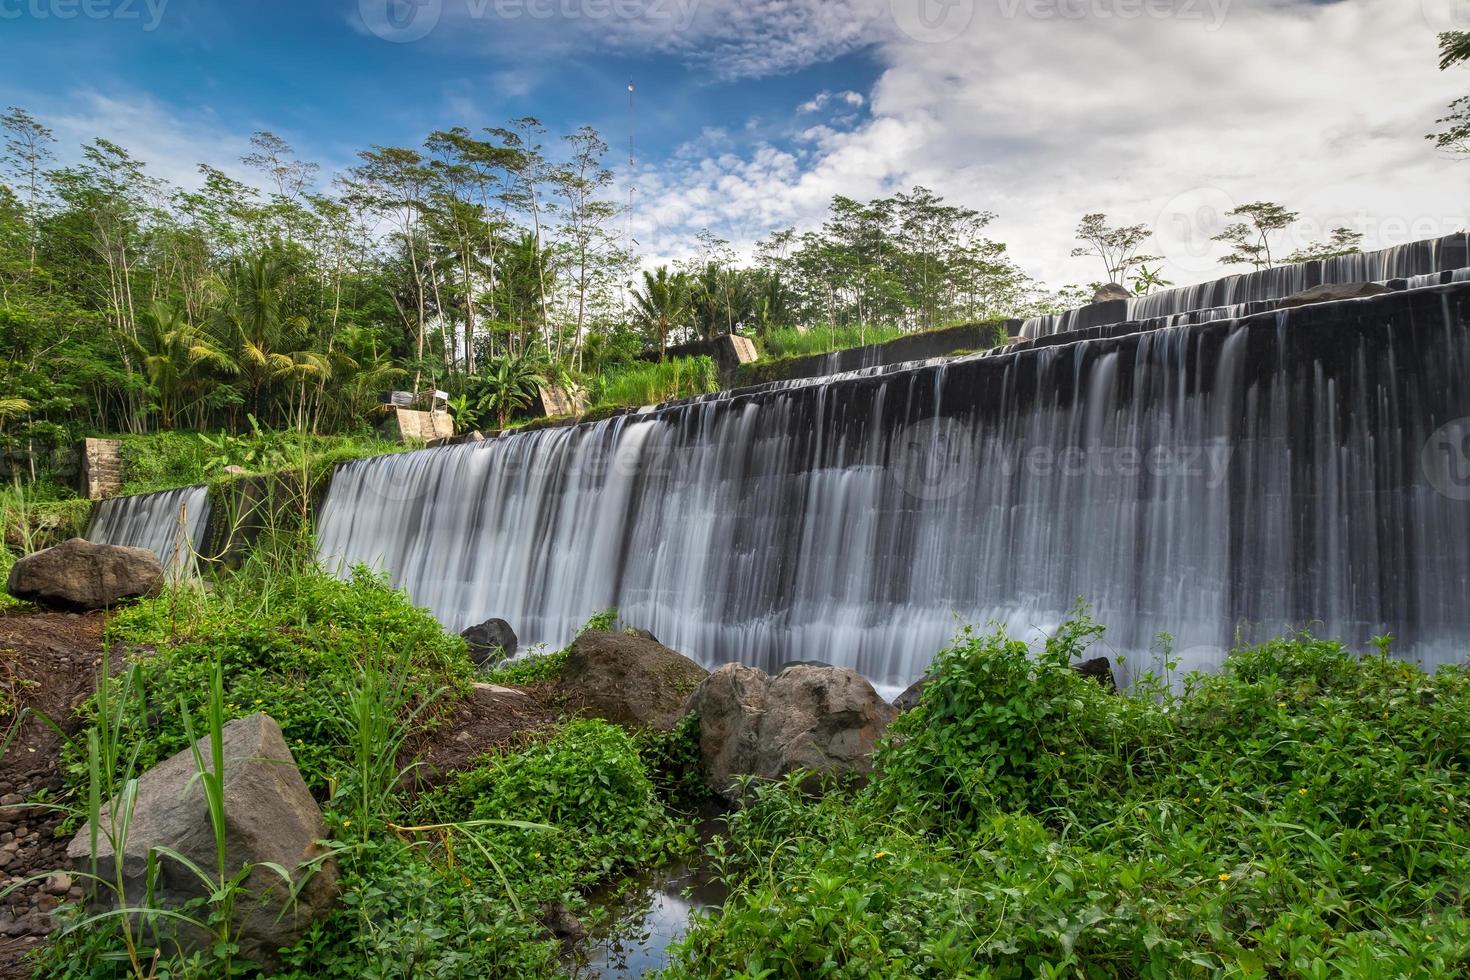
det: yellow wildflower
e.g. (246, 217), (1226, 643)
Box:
(1297, 788), (1308, 796)
(1218, 873), (1230, 881)
(873, 850), (889, 859)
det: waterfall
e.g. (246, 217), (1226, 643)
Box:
(87, 485), (211, 576)
(1022, 233), (1470, 339)
(317, 282), (1470, 689)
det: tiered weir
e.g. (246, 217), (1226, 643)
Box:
(315, 243), (1470, 689)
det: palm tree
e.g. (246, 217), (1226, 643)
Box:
(473, 354), (546, 430)
(127, 302), (237, 428)
(212, 252), (312, 423)
(631, 266), (689, 361)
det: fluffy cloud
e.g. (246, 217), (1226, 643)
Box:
(635, 0), (1469, 288)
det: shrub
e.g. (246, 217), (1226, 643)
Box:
(77, 566), (473, 795)
(670, 618), (1470, 977)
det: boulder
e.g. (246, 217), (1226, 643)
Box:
(557, 631), (708, 729)
(684, 663), (898, 800)
(624, 627), (659, 643)
(1277, 281), (1389, 309)
(1092, 283), (1133, 304)
(893, 676), (931, 712)
(1074, 656), (1117, 691)
(460, 618), (519, 666)
(7, 538), (163, 611)
(66, 713), (337, 965)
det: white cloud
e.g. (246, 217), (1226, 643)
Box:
(634, 0), (1470, 289)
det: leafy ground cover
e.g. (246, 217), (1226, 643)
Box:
(665, 616), (1470, 978)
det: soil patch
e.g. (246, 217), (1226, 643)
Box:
(399, 681), (560, 792)
(0, 607), (111, 979)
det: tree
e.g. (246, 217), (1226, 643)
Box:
(473, 353), (545, 429)
(631, 266), (690, 360)
(0, 107), (54, 269)
(127, 301), (237, 428)
(1431, 32), (1470, 154)
(1212, 202), (1299, 270)
(1070, 213), (1162, 285)
(1284, 227), (1364, 265)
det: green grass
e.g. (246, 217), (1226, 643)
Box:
(667, 615), (1470, 978)
(758, 323), (906, 359)
(114, 428), (407, 497)
(38, 575), (692, 979)
(589, 356), (720, 411)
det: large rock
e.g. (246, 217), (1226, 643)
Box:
(461, 618), (518, 666)
(684, 663), (898, 800)
(557, 631), (708, 729)
(1092, 283), (1133, 303)
(7, 538), (163, 611)
(1278, 281), (1390, 309)
(66, 713), (337, 965)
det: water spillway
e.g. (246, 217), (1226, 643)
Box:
(1021, 233), (1470, 339)
(87, 485), (211, 575)
(317, 281), (1470, 688)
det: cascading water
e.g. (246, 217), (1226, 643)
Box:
(1022, 233), (1470, 339)
(317, 282), (1470, 689)
(87, 485), (211, 575)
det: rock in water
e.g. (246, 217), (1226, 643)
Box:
(1092, 283), (1133, 304)
(556, 631), (708, 729)
(1074, 656), (1117, 691)
(65, 713), (338, 965)
(7, 538), (164, 611)
(893, 676), (931, 712)
(684, 663), (898, 800)
(1277, 281), (1390, 309)
(460, 618), (519, 666)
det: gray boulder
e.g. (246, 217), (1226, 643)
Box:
(893, 676), (931, 712)
(557, 631), (708, 729)
(7, 538), (163, 611)
(1278, 281), (1389, 309)
(1074, 656), (1117, 691)
(1092, 283), (1133, 304)
(461, 618), (518, 666)
(684, 663), (898, 800)
(66, 713), (337, 965)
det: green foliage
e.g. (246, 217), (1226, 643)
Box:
(419, 718), (682, 888)
(758, 323), (904, 360)
(633, 712), (711, 812)
(79, 567), (473, 795)
(116, 428), (403, 496)
(275, 836), (560, 980)
(479, 608), (617, 685)
(671, 619), (1470, 978)
(590, 356), (719, 410)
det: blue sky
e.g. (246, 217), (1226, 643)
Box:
(2, 0), (1467, 287)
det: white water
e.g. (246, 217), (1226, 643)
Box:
(87, 485), (210, 576)
(1022, 234), (1470, 339)
(317, 282), (1470, 688)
